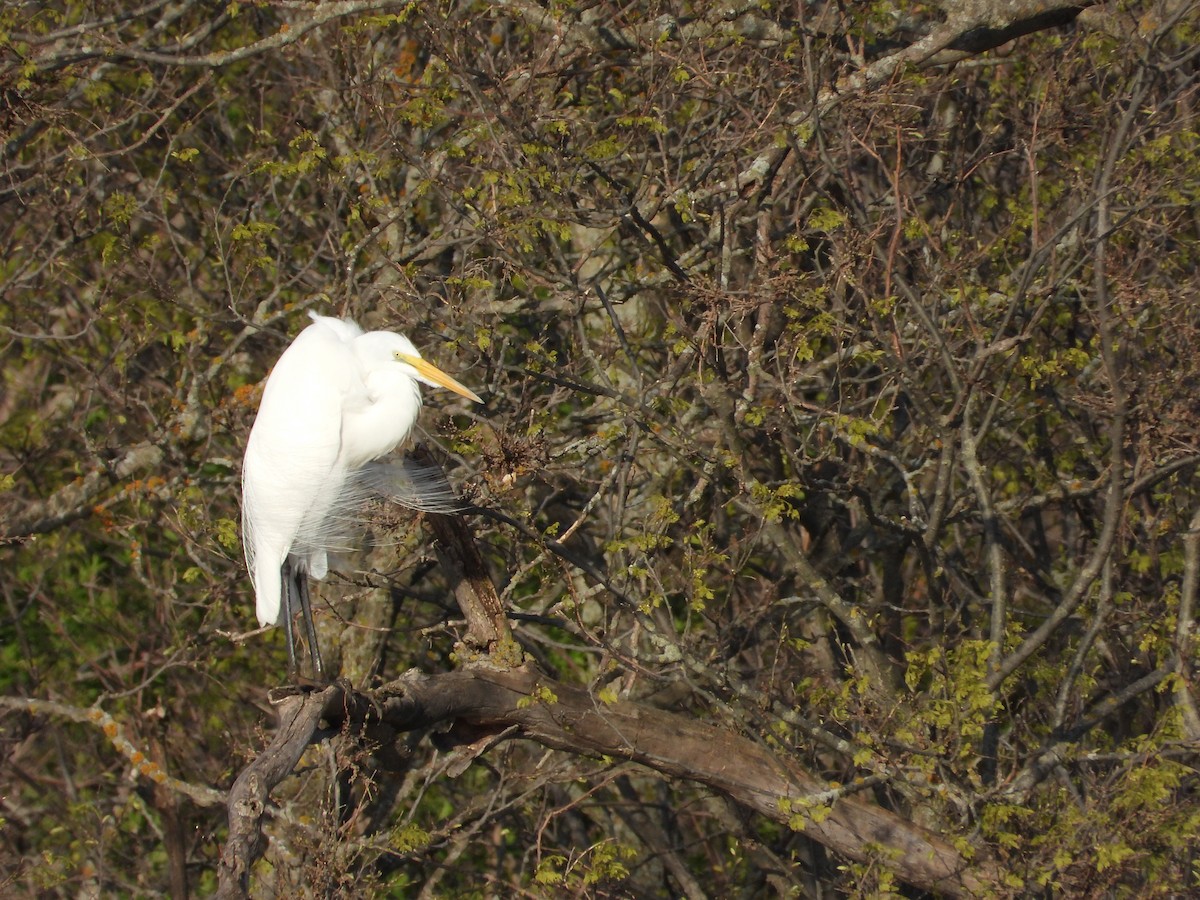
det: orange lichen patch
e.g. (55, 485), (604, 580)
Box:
(3, 699), (210, 802)
(141, 763), (167, 783)
(232, 383), (261, 407)
(394, 37), (421, 77)
(92, 505), (116, 531)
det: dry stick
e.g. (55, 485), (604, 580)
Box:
(214, 667), (999, 897)
(1003, 665), (1176, 801)
(407, 445), (513, 652)
(216, 685), (345, 899)
(286, 669), (1002, 896)
(1176, 504), (1200, 739)
(961, 392), (1008, 668)
(2, 442), (164, 541)
(703, 372), (897, 692)
(758, 517), (897, 693)
(0, 695), (225, 808)
(425, 509), (512, 651)
(612, 775), (710, 900)
(33, 0), (400, 69)
(986, 64), (1145, 692)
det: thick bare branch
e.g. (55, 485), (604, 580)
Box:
(216, 669), (995, 897)
(216, 686), (346, 899)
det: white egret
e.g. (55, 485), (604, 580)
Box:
(241, 312), (482, 677)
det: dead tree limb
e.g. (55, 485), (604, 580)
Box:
(216, 685), (345, 899)
(425, 510), (511, 651)
(216, 668), (997, 897)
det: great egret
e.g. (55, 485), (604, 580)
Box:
(241, 312), (482, 677)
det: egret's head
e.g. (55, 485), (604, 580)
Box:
(360, 331), (482, 403)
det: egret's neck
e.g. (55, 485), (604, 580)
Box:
(341, 371), (423, 467)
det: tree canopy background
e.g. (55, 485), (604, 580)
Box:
(2, 0), (1199, 896)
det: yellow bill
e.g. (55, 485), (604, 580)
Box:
(398, 353), (483, 403)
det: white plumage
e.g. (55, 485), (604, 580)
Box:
(241, 312), (481, 673)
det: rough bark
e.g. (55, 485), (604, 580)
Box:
(217, 668), (996, 897)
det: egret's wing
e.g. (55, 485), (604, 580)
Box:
(242, 316), (364, 625)
(292, 457), (466, 550)
(284, 458), (466, 583)
(355, 457), (468, 514)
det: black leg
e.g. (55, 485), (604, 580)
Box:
(293, 567), (325, 680)
(279, 561), (299, 676)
